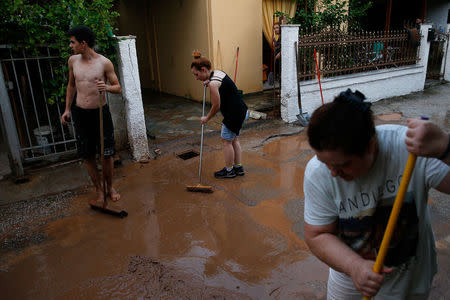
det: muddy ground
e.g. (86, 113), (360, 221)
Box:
(0, 85), (449, 299)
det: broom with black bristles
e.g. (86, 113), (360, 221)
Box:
(186, 85), (213, 193)
(90, 86), (128, 217)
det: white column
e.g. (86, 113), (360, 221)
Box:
(116, 36), (149, 161)
(280, 25), (300, 123)
(0, 65), (23, 176)
(444, 24), (450, 81)
(418, 24), (432, 87)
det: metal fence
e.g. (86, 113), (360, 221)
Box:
(296, 28), (420, 81)
(0, 45), (77, 165)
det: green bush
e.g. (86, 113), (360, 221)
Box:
(0, 0), (120, 103)
(276, 0), (372, 31)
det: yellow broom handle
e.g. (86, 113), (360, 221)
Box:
(363, 153), (417, 300)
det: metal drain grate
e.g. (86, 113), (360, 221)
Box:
(177, 150), (199, 160)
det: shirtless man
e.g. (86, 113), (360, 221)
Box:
(61, 25), (121, 205)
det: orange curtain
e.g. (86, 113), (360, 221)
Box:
(262, 0), (297, 48)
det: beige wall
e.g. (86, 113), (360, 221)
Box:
(152, 0), (210, 100)
(116, 0), (210, 99)
(116, 0), (263, 102)
(210, 0), (263, 94)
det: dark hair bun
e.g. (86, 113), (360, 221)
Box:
(192, 50), (201, 59)
(336, 89), (371, 112)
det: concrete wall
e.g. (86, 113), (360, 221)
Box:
(427, 0), (450, 32)
(209, 0), (262, 94)
(281, 25), (432, 123)
(298, 65), (426, 115)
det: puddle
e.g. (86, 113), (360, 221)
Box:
(2, 129), (448, 299)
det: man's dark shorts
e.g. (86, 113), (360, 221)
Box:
(71, 104), (115, 159)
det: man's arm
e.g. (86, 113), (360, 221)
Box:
(96, 58), (121, 94)
(61, 56), (75, 125)
(304, 221), (392, 297)
(201, 81), (220, 124)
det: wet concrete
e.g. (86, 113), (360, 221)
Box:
(0, 124), (331, 299)
(0, 84), (449, 299)
(143, 90), (278, 145)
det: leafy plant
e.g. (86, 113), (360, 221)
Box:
(276, 0), (372, 31)
(0, 0), (120, 104)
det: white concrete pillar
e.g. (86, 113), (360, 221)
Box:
(418, 24), (432, 87)
(280, 25), (300, 123)
(444, 24), (450, 81)
(115, 36), (149, 161)
(0, 65), (23, 177)
(108, 91), (127, 151)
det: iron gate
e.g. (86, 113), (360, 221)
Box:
(0, 45), (77, 173)
(426, 31), (449, 80)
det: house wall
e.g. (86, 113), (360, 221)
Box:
(116, 0), (263, 102)
(151, 0), (210, 100)
(209, 0), (262, 94)
(116, 1), (155, 90)
(117, 0), (210, 100)
(426, 0), (450, 32)
(281, 25), (432, 123)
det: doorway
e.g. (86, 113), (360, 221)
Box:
(262, 33), (280, 90)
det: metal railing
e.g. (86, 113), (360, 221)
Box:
(0, 45), (77, 164)
(296, 28), (420, 81)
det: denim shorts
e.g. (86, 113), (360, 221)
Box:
(221, 110), (248, 141)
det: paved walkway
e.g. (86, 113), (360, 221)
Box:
(142, 89), (279, 144)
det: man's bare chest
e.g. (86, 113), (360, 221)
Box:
(73, 60), (104, 82)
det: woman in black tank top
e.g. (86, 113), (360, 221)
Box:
(191, 51), (248, 179)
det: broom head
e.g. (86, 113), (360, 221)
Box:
(186, 184), (214, 193)
(90, 202), (128, 218)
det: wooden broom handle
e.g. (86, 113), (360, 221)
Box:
(313, 48), (324, 105)
(99, 92), (107, 207)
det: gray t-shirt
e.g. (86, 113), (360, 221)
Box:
(304, 124), (449, 298)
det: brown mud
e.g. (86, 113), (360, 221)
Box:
(0, 120), (448, 299)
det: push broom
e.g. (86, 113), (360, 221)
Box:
(90, 89), (128, 217)
(294, 41), (309, 126)
(186, 85), (213, 193)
